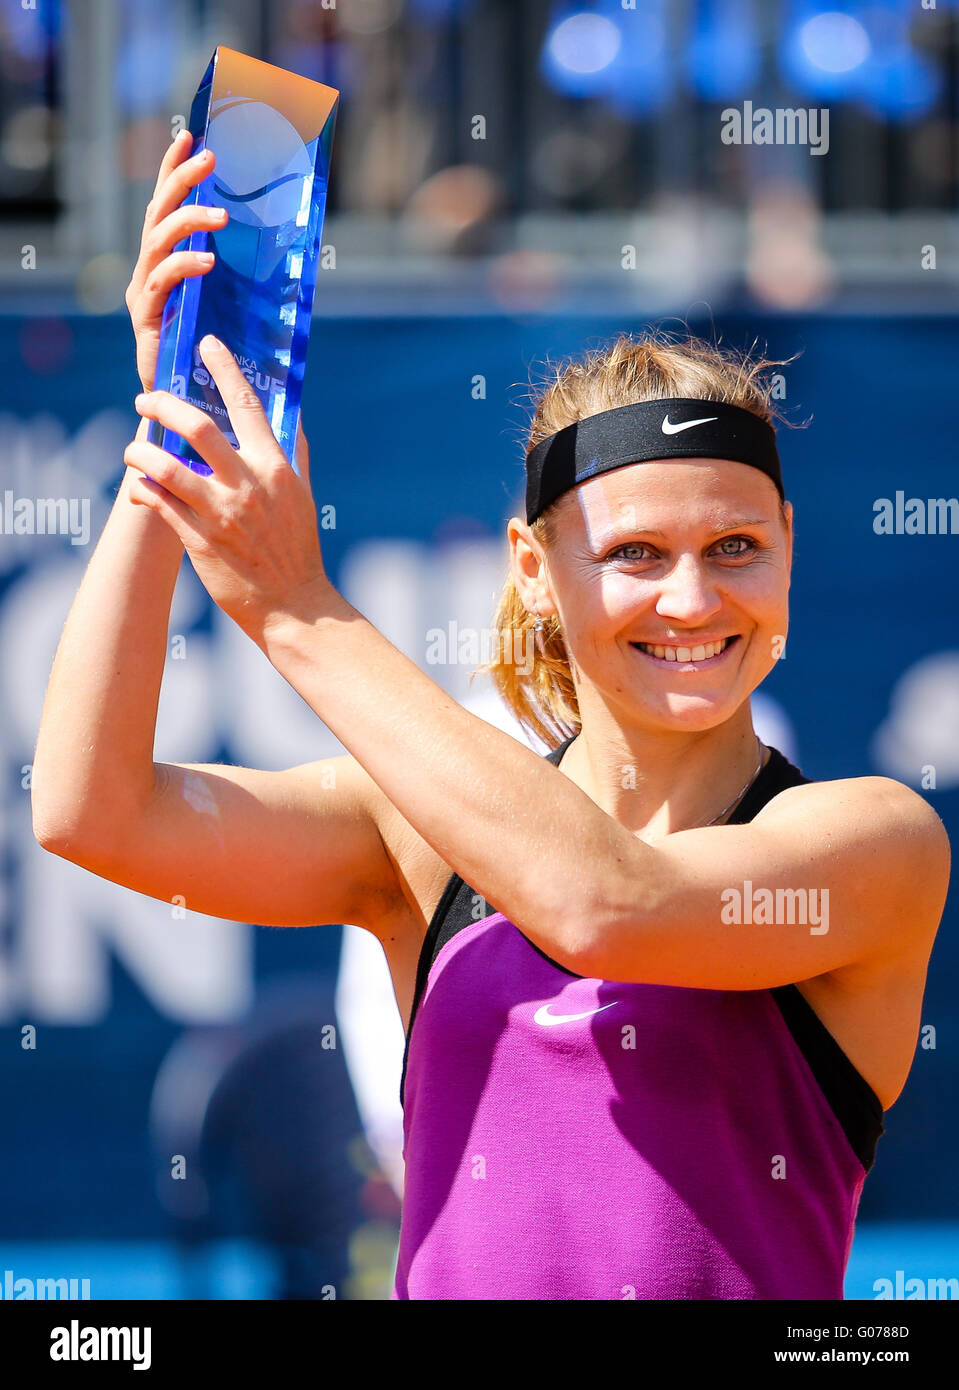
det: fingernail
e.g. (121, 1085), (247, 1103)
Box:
(201, 334), (222, 351)
(134, 392), (147, 409)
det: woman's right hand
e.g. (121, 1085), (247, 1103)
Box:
(125, 131), (229, 392)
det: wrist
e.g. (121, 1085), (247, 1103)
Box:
(117, 464), (184, 550)
(255, 574), (349, 657)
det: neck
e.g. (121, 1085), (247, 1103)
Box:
(556, 705), (766, 840)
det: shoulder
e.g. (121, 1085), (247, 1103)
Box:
(756, 772), (951, 944)
(758, 769), (948, 847)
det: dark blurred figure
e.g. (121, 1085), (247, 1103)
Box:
(150, 977), (400, 1300)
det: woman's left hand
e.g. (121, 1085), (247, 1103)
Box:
(126, 334), (329, 642)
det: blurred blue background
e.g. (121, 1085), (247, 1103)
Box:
(1, 0), (957, 1299)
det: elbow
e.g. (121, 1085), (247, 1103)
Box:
(547, 895), (617, 978)
(31, 787), (94, 862)
(32, 788), (151, 870)
(30, 790), (60, 852)
(30, 780), (57, 850)
(562, 865), (669, 982)
(31, 808), (84, 860)
(559, 922), (615, 981)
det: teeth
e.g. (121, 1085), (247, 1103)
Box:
(638, 637), (732, 661)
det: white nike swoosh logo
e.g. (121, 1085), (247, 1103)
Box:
(533, 1001), (619, 1026)
(661, 414), (718, 435)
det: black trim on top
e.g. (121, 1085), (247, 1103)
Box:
(770, 983), (884, 1171)
(398, 734), (885, 1172)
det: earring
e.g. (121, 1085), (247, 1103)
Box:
(532, 608), (545, 632)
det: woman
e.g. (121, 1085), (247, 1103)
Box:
(32, 134), (950, 1300)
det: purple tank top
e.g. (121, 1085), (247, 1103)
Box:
(392, 740), (884, 1300)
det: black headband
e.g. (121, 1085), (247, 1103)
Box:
(525, 397), (784, 524)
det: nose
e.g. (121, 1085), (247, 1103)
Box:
(653, 552), (723, 626)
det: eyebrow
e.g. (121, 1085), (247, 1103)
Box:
(595, 517), (774, 542)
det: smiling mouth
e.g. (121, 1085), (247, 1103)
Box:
(631, 635), (740, 664)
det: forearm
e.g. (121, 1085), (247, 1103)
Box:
(258, 582), (638, 965)
(32, 417), (184, 844)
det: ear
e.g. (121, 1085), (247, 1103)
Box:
(507, 516), (552, 615)
(781, 500), (794, 573)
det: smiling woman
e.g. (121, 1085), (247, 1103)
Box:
(31, 172), (950, 1310)
(480, 330), (795, 748)
(390, 329), (951, 1299)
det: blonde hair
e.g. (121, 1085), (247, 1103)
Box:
(473, 327), (797, 749)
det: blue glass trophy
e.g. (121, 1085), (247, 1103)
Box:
(148, 47), (339, 475)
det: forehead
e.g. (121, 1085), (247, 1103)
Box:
(559, 458), (780, 540)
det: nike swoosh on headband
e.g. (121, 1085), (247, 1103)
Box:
(533, 1002), (619, 1026)
(661, 414), (719, 434)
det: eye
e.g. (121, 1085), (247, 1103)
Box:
(607, 542), (655, 562)
(713, 535), (757, 558)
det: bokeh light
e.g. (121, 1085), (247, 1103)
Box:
(800, 11), (871, 74)
(75, 253), (130, 314)
(546, 11), (622, 82)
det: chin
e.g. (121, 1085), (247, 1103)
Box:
(654, 700), (743, 730)
(610, 691), (743, 733)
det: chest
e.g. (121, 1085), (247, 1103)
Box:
(413, 912), (792, 1100)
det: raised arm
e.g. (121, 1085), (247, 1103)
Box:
(31, 417), (398, 931)
(31, 134), (402, 937)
